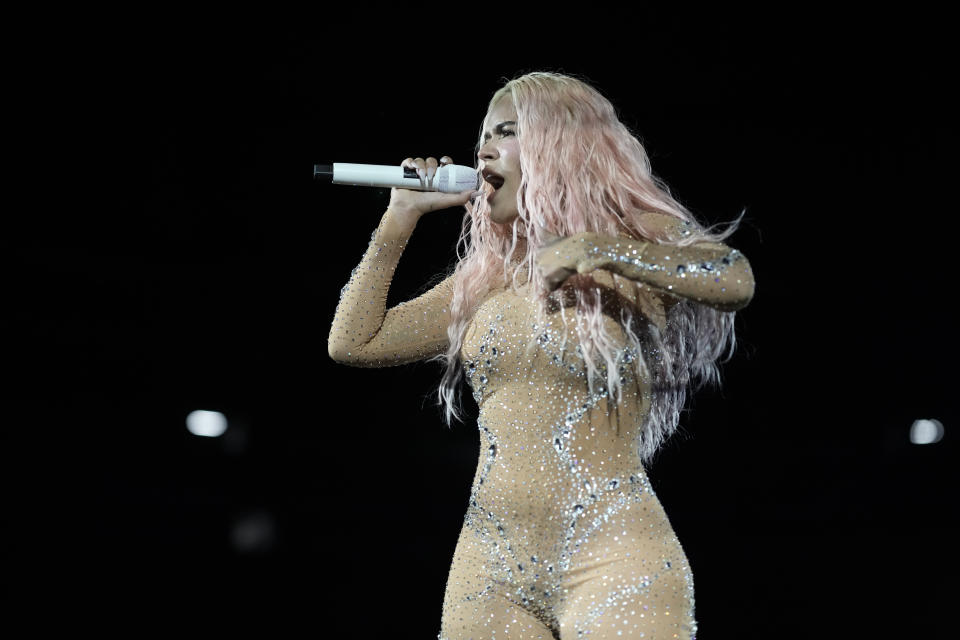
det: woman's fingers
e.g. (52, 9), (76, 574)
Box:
(536, 236), (580, 291)
(413, 157), (426, 185)
(391, 156), (471, 218)
(401, 156), (455, 188)
(541, 266), (576, 292)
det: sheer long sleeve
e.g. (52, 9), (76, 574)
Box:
(328, 213), (456, 367)
(543, 212), (755, 312)
(603, 211), (755, 311)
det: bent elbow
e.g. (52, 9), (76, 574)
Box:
(328, 346), (348, 365)
(730, 282), (755, 311)
(328, 336), (360, 365)
(707, 253), (755, 312)
(725, 257), (756, 311)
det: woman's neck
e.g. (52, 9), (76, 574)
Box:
(505, 236), (528, 261)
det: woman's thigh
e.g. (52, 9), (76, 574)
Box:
(439, 527), (559, 640)
(556, 525), (697, 639)
(439, 588), (558, 640)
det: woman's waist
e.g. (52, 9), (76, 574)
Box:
(463, 474), (681, 579)
(474, 412), (652, 489)
(467, 463), (661, 531)
(477, 391), (649, 439)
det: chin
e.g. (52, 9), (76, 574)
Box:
(489, 208), (520, 225)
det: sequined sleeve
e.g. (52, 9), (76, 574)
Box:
(594, 212), (755, 312)
(328, 214), (455, 367)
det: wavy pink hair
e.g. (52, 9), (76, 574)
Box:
(430, 71), (744, 464)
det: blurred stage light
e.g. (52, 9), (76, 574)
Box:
(909, 419), (944, 445)
(230, 510), (276, 554)
(186, 409), (228, 437)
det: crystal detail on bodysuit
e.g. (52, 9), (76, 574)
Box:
(330, 214), (729, 640)
(570, 231), (753, 309)
(332, 223), (737, 640)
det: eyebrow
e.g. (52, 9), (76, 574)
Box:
(482, 121), (517, 141)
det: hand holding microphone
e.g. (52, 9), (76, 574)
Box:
(393, 156), (484, 222)
(316, 156), (483, 229)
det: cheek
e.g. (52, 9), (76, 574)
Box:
(503, 142), (522, 173)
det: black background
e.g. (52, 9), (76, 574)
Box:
(13, 8), (955, 637)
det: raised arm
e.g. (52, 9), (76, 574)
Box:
(537, 211), (755, 312)
(328, 155), (476, 367)
(328, 209), (457, 367)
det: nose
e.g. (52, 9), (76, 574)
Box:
(477, 138), (498, 162)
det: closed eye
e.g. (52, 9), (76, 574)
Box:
(482, 121), (518, 142)
(482, 131), (514, 143)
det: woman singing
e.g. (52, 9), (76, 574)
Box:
(328, 71), (755, 639)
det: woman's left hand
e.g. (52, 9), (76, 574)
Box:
(536, 232), (611, 292)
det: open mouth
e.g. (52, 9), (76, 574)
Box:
(483, 171), (505, 191)
(486, 176), (504, 190)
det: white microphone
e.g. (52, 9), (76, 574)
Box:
(314, 162), (480, 193)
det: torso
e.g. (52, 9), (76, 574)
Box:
(457, 278), (690, 609)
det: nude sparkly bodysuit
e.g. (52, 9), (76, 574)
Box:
(328, 211), (754, 639)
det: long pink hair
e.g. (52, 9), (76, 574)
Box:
(430, 71), (744, 465)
